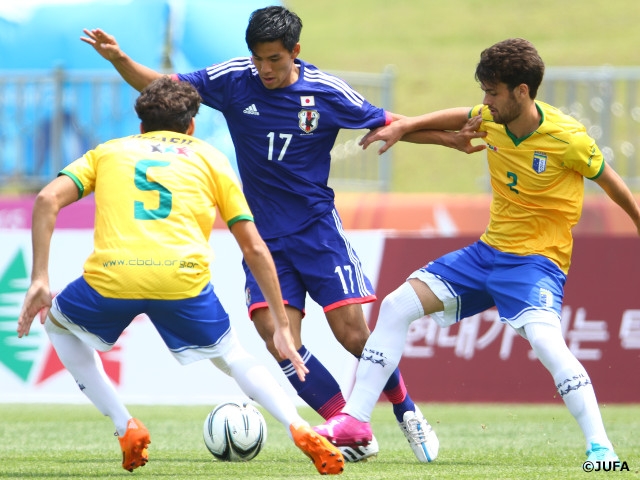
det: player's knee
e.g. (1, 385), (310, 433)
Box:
(338, 330), (369, 357)
(525, 322), (560, 347)
(266, 342), (287, 362)
(379, 282), (424, 324)
(255, 332), (288, 362)
(326, 304), (369, 354)
(211, 333), (256, 376)
(524, 321), (578, 372)
(210, 356), (232, 376)
(250, 309), (277, 340)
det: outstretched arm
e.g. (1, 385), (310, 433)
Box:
(81, 28), (164, 91)
(17, 176), (78, 337)
(405, 114), (487, 153)
(361, 107), (484, 155)
(594, 162), (640, 236)
(230, 220), (308, 381)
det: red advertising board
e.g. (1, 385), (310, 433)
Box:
(371, 236), (640, 403)
(2, 194), (638, 404)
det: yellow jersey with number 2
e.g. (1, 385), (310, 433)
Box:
(60, 131), (253, 299)
(471, 101), (605, 274)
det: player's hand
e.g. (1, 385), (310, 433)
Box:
(273, 327), (308, 382)
(80, 28), (123, 62)
(360, 120), (406, 155)
(17, 280), (52, 338)
(451, 114), (487, 154)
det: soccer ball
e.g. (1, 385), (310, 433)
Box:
(203, 401), (267, 461)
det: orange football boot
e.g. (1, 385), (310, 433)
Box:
(118, 418), (151, 472)
(290, 423), (344, 475)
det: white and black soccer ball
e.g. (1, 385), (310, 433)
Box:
(203, 401), (267, 462)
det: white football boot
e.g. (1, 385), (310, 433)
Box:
(398, 406), (439, 462)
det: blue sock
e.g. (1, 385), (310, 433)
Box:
(280, 345), (345, 420)
(383, 368), (416, 422)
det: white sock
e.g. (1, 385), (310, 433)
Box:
(45, 316), (132, 435)
(211, 331), (304, 435)
(524, 322), (612, 451)
(344, 282), (424, 422)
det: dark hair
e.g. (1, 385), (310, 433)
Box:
(134, 77), (201, 133)
(475, 38), (545, 99)
(245, 5), (302, 53)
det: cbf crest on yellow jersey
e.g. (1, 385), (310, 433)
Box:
(60, 131), (253, 299)
(470, 102), (605, 273)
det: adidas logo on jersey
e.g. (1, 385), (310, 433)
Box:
(243, 104), (260, 115)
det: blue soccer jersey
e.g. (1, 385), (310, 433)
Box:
(176, 58), (389, 239)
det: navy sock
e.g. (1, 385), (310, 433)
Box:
(280, 345), (345, 420)
(383, 368), (416, 422)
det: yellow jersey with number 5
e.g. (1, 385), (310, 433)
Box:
(60, 131), (253, 299)
(470, 101), (604, 273)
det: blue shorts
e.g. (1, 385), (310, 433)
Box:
(244, 208), (375, 316)
(51, 276), (232, 364)
(411, 240), (567, 328)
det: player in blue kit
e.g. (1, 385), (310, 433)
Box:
(79, 5), (476, 462)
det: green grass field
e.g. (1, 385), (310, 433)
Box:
(1, 403), (638, 479)
(286, 0), (640, 193)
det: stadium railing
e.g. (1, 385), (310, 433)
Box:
(0, 66), (395, 194)
(0, 68), (139, 193)
(540, 66), (640, 191)
(326, 66), (395, 192)
(4, 66), (637, 194)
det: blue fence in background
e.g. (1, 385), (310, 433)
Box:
(9, 64), (638, 194)
(0, 69), (139, 189)
(0, 0), (279, 191)
(0, 66), (395, 192)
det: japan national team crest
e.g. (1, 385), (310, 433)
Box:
(532, 151), (547, 174)
(298, 109), (320, 133)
